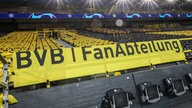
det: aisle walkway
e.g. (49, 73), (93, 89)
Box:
(56, 40), (73, 48)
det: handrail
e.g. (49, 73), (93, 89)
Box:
(0, 54), (7, 64)
(0, 53), (9, 108)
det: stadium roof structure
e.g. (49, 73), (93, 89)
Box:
(0, 0), (191, 14)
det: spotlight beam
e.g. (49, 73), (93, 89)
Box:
(46, 0), (69, 9)
(110, 0), (135, 13)
(138, 0), (159, 12)
(83, 0), (103, 12)
(166, 0), (177, 6)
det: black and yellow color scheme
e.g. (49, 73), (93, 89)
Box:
(0, 29), (192, 88)
(59, 30), (114, 47)
(12, 39), (185, 87)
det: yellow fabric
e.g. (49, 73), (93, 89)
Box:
(114, 72), (121, 76)
(0, 94), (2, 108)
(12, 39), (185, 87)
(0, 94), (18, 106)
(8, 94), (18, 104)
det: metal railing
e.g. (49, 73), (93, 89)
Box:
(0, 54), (9, 108)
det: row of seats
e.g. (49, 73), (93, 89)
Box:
(144, 23), (181, 29)
(101, 73), (192, 108)
(180, 39), (192, 59)
(60, 30), (114, 47)
(85, 22), (184, 35)
(80, 29), (190, 43)
(113, 33), (189, 43)
(147, 30), (192, 37)
(0, 31), (64, 83)
(125, 22), (182, 33)
(0, 31), (63, 53)
(86, 28), (129, 35)
(128, 28), (162, 33)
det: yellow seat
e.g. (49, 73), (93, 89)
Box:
(0, 94), (18, 105)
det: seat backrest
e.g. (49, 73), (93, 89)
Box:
(173, 79), (185, 93)
(112, 92), (129, 108)
(146, 85), (159, 100)
(106, 88), (124, 100)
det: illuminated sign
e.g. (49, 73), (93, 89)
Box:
(28, 13), (57, 19)
(125, 14), (142, 18)
(186, 13), (192, 18)
(159, 14), (172, 18)
(0, 13), (190, 19)
(83, 13), (104, 18)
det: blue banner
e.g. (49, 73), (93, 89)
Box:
(0, 13), (191, 19)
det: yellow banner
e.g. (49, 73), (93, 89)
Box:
(12, 39), (185, 87)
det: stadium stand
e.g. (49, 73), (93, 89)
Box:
(1, 0), (192, 108)
(79, 28), (191, 43)
(0, 31), (64, 83)
(0, 25), (191, 84)
(0, 31), (63, 53)
(147, 30), (192, 37)
(60, 30), (115, 47)
(0, 15), (192, 108)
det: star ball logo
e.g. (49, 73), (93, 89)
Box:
(159, 14), (172, 18)
(125, 14), (142, 18)
(28, 13), (57, 19)
(186, 13), (192, 18)
(83, 13), (104, 18)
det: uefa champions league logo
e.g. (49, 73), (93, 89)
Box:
(125, 14), (142, 18)
(3, 13), (191, 19)
(159, 14), (172, 18)
(28, 13), (57, 19)
(186, 13), (192, 18)
(83, 13), (104, 18)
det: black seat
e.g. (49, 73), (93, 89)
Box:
(164, 77), (188, 96)
(101, 88), (133, 108)
(139, 82), (163, 103)
(174, 80), (185, 93)
(107, 88), (124, 100)
(146, 85), (160, 100)
(186, 73), (192, 89)
(112, 92), (131, 108)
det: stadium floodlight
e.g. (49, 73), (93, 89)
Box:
(167, 0), (174, 2)
(46, 0), (69, 8)
(167, 0), (178, 3)
(110, 0), (135, 13)
(144, 0), (153, 2)
(138, 0), (159, 12)
(83, 0), (103, 11)
(166, 0), (177, 6)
